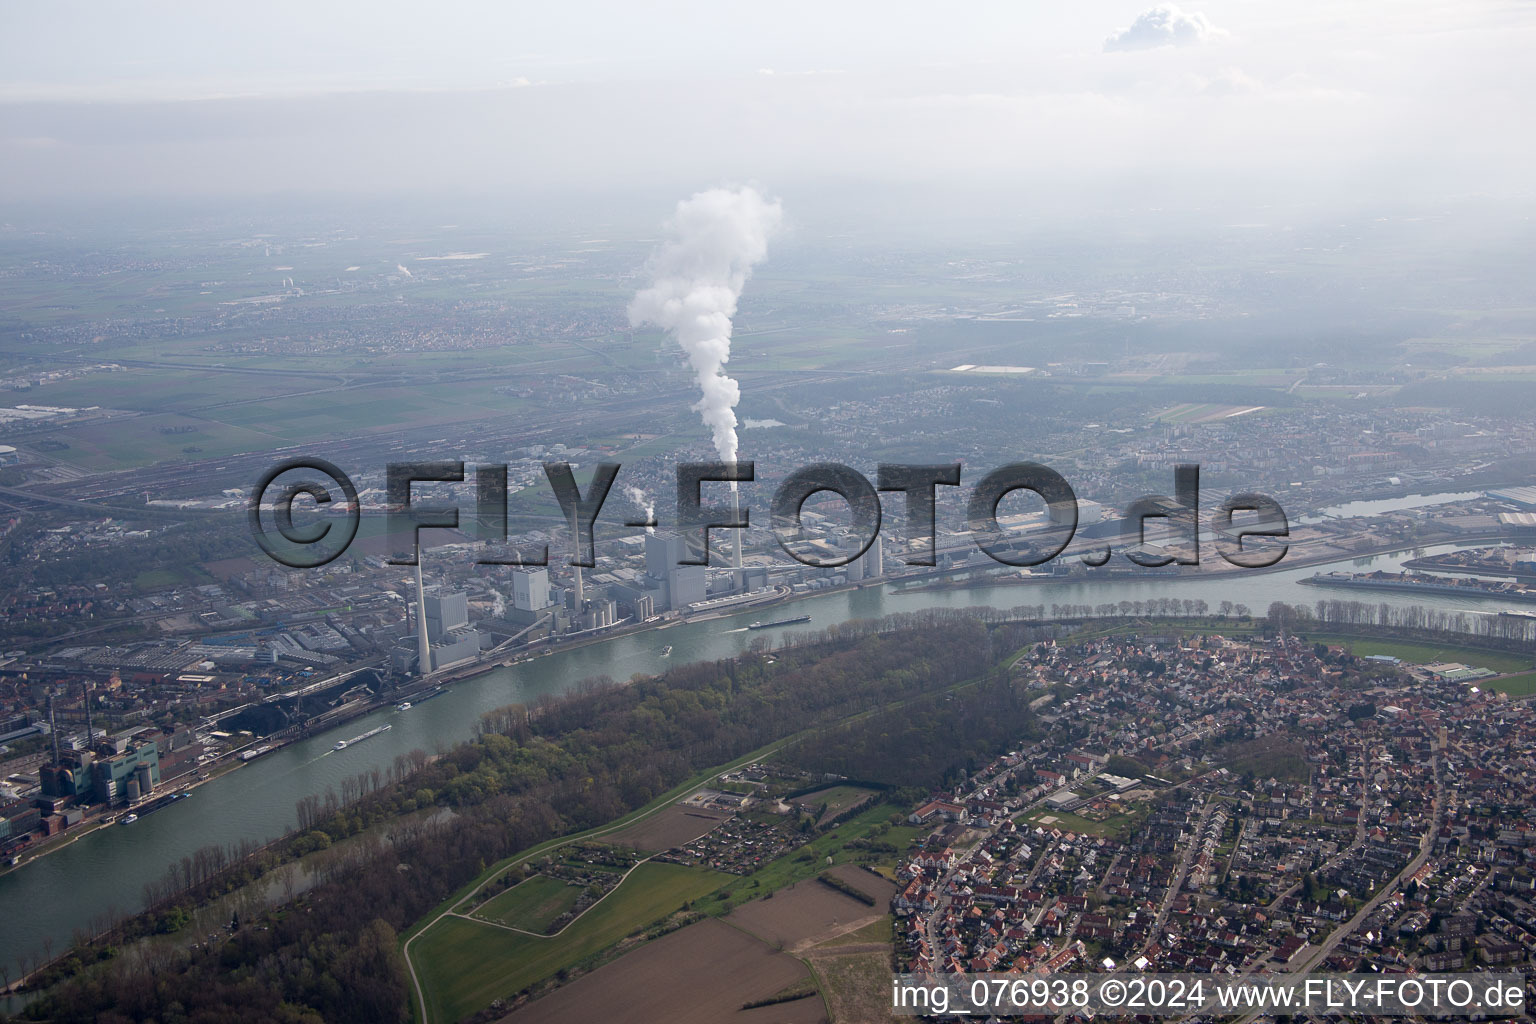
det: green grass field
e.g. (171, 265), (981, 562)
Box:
(1487, 672), (1536, 697)
(47, 414), (287, 471)
(133, 566), (214, 591)
(412, 862), (730, 1023)
(794, 784), (877, 818)
(1315, 636), (1533, 674)
(1025, 805), (1148, 840)
(474, 874), (584, 933)
(817, 914), (893, 948)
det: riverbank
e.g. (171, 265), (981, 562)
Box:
(0, 741), (245, 882)
(1404, 552), (1536, 581)
(1300, 570), (1536, 604)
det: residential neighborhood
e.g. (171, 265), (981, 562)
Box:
(888, 633), (1536, 994)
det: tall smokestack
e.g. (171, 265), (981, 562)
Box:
(730, 488), (744, 574)
(570, 509), (585, 609)
(414, 560), (431, 677)
(81, 681), (94, 748)
(48, 694), (60, 767)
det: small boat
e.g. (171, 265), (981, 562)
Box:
(119, 814), (139, 825)
(396, 701), (413, 711)
(333, 740), (348, 751)
(660, 646), (672, 657)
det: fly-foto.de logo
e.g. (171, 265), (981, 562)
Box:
(248, 459), (1289, 572)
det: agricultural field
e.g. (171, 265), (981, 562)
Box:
(604, 804), (734, 853)
(726, 866), (895, 952)
(208, 380), (531, 442)
(1403, 336), (1531, 363)
(412, 795), (918, 1021)
(6, 350), (556, 472)
(411, 862), (730, 1023)
(9, 366), (334, 414)
(816, 914), (894, 949)
(500, 917), (823, 1024)
(805, 947), (901, 1024)
(792, 785), (879, 827)
(45, 413), (290, 472)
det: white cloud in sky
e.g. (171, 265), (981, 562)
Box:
(1105, 5), (1226, 52)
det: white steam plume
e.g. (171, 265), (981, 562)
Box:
(624, 484), (655, 533)
(628, 186), (783, 467)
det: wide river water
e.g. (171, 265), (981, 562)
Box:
(0, 506), (1519, 976)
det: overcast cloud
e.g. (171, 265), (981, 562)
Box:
(0, 0), (1531, 221)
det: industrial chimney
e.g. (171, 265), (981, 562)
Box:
(414, 560), (432, 677)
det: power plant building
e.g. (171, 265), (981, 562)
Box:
(512, 568), (552, 611)
(667, 565), (707, 609)
(644, 532), (706, 611)
(424, 591), (469, 640)
(645, 532), (686, 578)
(846, 535), (884, 582)
(90, 741), (160, 805)
(424, 590), (480, 671)
(865, 534), (884, 578)
(430, 630), (481, 671)
(396, 577), (483, 675)
(41, 749), (96, 801)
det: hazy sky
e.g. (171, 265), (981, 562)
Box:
(2, 1), (1532, 216)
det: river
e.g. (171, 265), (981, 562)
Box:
(0, 531), (1518, 978)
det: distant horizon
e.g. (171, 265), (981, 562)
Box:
(4, 1), (1533, 209)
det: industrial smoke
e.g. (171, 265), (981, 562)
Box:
(628, 186), (783, 468)
(624, 484), (655, 533)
